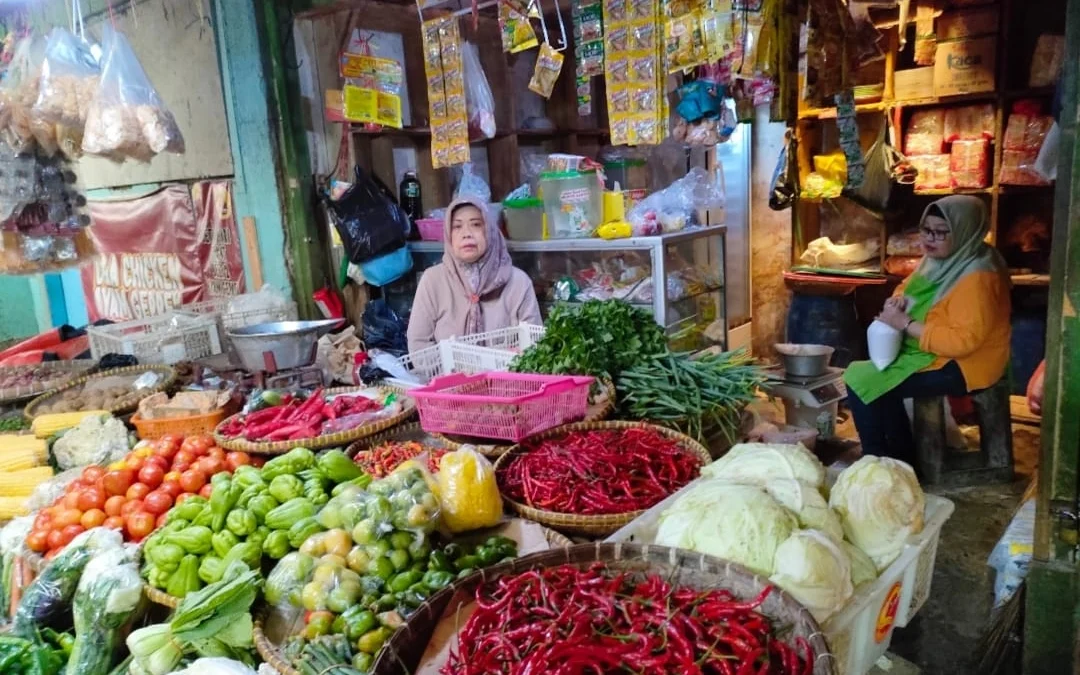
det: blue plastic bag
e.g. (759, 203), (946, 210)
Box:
(359, 245), (413, 287)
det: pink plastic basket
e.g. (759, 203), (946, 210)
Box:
(410, 372), (594, 442)
(416, 218), (443, 241)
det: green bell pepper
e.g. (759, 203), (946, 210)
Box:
(287, 516), (325, 549)
(268, 474), (304, 503)
(389, 570), (422, 593)
(356, 627), (392, 655)
(166, 526), (213, 555)
(166, 554), (201, 598)
(248, 494), (279, 523)
(261, 447), (315, 481)
(211, 530), (239, 558)
(422, 570), (454, 591)
(316, 449), (363, 483)
(265, 497), (316, 531)
(226, 509), (258, 537)
(262, 529), (291, 559)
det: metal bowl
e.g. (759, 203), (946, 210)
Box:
(774, 343), (835, 378)
(227, 320), (345, 373)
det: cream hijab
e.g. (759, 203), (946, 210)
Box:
(441, 197), (514, 335)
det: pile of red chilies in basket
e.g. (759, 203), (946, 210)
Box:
(497, 428), (702, 515)
(443, 563), (814, 675)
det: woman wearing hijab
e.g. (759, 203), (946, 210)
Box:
(843, 195), (1012, 464)
(407, 197), (541, 353)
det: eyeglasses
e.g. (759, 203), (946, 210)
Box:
(920, 227), (950, 242)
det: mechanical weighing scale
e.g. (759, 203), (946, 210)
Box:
(760, 366), (847, 439)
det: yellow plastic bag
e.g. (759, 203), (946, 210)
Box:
(436, 447), (503, 533)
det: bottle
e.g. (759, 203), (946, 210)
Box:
(399, 170), (422, 222)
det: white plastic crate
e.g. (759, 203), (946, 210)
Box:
(605, 479), (954, 675)
(385, 324), (546, 389)
(180, 294), (298, 330)
(87, 312), (223, 364)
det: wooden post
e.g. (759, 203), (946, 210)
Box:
(242, 216), (264, 290)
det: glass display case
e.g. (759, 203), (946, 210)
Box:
(384, 225), (727, 351)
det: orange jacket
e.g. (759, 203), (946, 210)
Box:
(896, 270), (1011, 391)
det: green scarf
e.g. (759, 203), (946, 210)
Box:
(844, 273), (938, 403)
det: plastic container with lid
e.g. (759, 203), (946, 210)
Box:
(539, 170), (603, 239)
(503, 198), (545, 240)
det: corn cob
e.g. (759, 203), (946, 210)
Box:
(31, 411), (108, 439)
(0, 496), (29, 519)
(0, 434), (48, 456)
(0, 467), (54, 496)
(0, 444), (48, 472)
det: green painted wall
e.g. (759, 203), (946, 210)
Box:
(0, 276), (49, 341)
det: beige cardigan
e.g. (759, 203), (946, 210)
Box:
(406, 263), (542, 353)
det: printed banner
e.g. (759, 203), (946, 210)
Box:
(81, 181), (245, 322)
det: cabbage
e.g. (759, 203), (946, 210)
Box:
(769, 529), (854, 623)
(763, 479), (843, 541)
(842, 541), (878, 587)
(703, 443), (826, 488)
(829, 456), (925, 571)
(656, 480), (796, 575)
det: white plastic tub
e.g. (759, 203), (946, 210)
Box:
(605, 479), (954, 675)
(385, 324), (546, 390)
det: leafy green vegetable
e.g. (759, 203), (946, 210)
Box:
(510, 300), (666, 380)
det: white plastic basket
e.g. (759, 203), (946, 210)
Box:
(605, 479), (955, 675)
(386, 324), (546, 389)
(180, 294), (298, 330)
(87, 312), (223, 364)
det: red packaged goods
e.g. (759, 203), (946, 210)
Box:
(1004, 113), (1052, 152)
(884, 255), (922, 278)
(905, 109), (946, 155)
(1000, 149), (1050, 186)
(943, 104), (994, 142)
(950, 139), (990, 188)
(911, 154), (951, 190)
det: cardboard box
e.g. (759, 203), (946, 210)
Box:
(894, 67), (935, 101)
(937, 8), (999, 40)
(934, 37), (996, 97)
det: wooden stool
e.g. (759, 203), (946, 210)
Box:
(912, 377), (1015, 486)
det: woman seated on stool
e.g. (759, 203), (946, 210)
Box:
(843, 195), (1011, 465)
(407, 197), (541, 353)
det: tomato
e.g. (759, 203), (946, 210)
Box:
(207, 447), (226, 462)
(62, 492), (80, 510)
(46, 529), (65, 551)
(170, 461), (191, 474)
(156, 512), (169, 529)
(125, 455), (145, 473)
(107, 460), (127, 471)
(250, 455), (266, 468)
(103, 495), (126, 517)
(33, 514), (51, 532)
(55, 508), (83, 528)
(145, 455), (171, 473)
(175, 492), (198, 505)
(120, 500), (144, 518)
(163, 470), (182, 484)
(80, 509), (106, 529)
(75, 487), (105, 512)
(26, 530), (49, 553)
(200, 457), (226, 478)
(58, 524), (85, 547)
(158, 480), (183, 499)
(103, 516), (125, 532)
(125, 511), (156, 539)
(172, 450), (195, 469)
(225, 452), (252, 471)
(160, 433), (184, 447)
(81, 466), (105, 483)
(126, 483), (151, 501)
(143, 490), (173, 515)
(178, 469), (207, 494)
(44, 548), (61, 561)
(138, 464), (165, 489)
(102, 469), (135, 497)
(133, 446), (154, 459)
(199, 483), (213, 499)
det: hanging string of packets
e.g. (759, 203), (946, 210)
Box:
(573, 0), (604, 116)
(602, 0), (662, 145)
(422, 17), (470, 169)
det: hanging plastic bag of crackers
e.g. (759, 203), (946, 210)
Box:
(528, 43), (564, 99)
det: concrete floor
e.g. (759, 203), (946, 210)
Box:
(754, 401), (1040, 675)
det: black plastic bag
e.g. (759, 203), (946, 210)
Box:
(362, 299), (408, 356)
(327, 166), (409, 264)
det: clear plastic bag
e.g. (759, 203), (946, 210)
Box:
(264, 551), (316, 610)
(904, 109), (945, 156)
(34, 28), (100, 129)
(949, 139), (990, 188)
(453, 162), (492, 203)
(436, 447), (502, 533)
(82, 25), (184, 161)
(68, 546), (142, 674)
(462, 42), (495, 141)
(0, 36), (47, 155)
(627, 166), (725, 234)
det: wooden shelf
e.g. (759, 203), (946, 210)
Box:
(797, 91), (999, 120)
(346, 125), (609, 140)
(913, 186), (995, 196)
(1011, 273), (1051, 287)
(999, 183), (1054, 193)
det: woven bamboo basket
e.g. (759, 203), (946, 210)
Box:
(23, 364), (178, 421)
(433, 377), (616, 457)
(214, 387), (417, 455)
(143, 583), (180, 609)
(253, 526), (574, 675)
(371, 542), (836, 675)
(0, 360), (97, 405)
(492, 421), (711, 537)
(345, 422), (452, 459)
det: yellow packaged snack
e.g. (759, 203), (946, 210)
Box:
(528, 43), (565, 99)
(436, 447), (503, 533)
